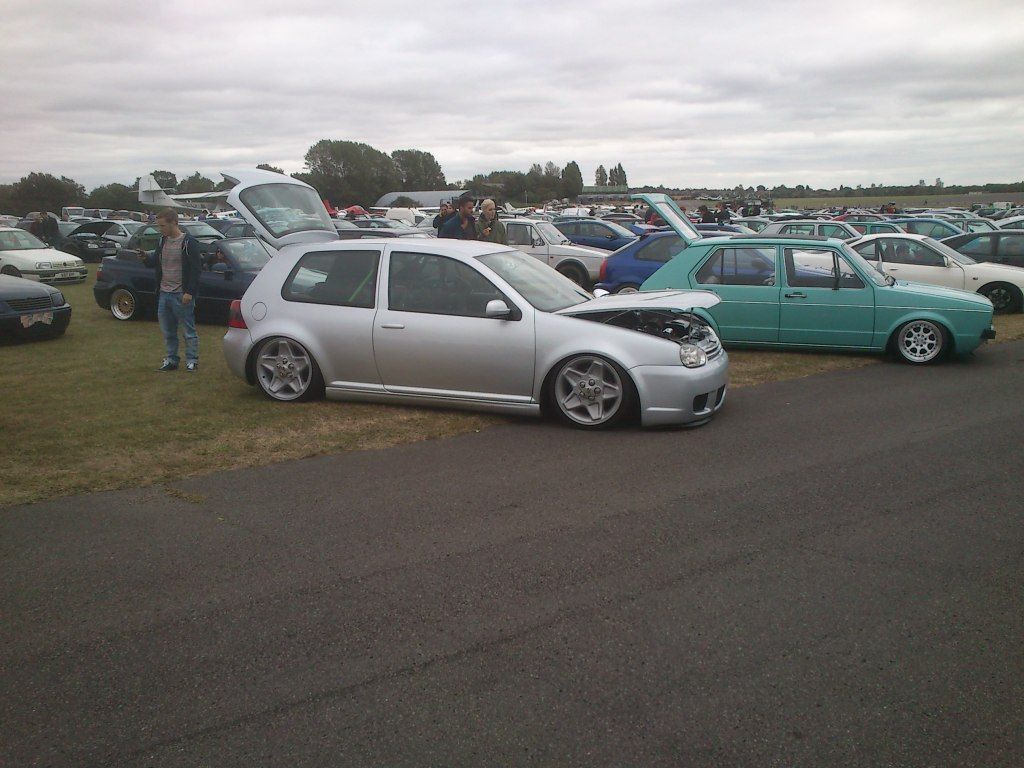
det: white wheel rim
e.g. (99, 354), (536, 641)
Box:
(256, 338), (313, 400)
(617, 285), (639, 294)
(899, 321), (942, 363)
(110, 289), (135, 320)
(555, 356), (623, 425)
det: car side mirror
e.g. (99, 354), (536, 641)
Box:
(531, 238), (544, 247)
(485, 299), (512, 318)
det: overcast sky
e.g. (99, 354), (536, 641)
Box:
(3, 0), (1023, 191)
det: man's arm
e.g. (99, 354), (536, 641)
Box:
(182, 237), (202, 302)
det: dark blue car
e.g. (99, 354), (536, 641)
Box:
(595, 231), (687, 293)
(553, 218), (637, 251)
(93, 237), (271, 322)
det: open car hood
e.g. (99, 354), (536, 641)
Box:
(223, 169), (339, 252)
(631, 192), (703, 246)
(554, 289), (720, 315)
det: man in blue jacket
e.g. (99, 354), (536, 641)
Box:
(149, 209), (202, 371)
(439, 193), (477, 240)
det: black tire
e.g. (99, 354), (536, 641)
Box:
(979, 283), (1022, 314)
(616, 283), (640, 294)
(892, 319), (948, 365)
(556, 262), (590, 289)
(252, 336), (324, 402)
(1, 265), (22, 278)
(109, 287), (139, 320)
(544, 353), (638, 429)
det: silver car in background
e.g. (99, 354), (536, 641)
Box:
(220, 169), (729, 429)
(504, 218), (608, 289)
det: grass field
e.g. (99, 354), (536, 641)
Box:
(2, 266), (1020, 508)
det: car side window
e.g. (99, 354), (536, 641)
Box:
(785, 248), (864, 289)
(138, 226), (161, 252)
(506, 223), (531, 247)
(820, 224), (849, 239)
(559, 222), (580, 237)
(636, 235), (684, 263)
(958, 235), (994, 257)
(281, 250), (380, 308)
(996, 236), (1024, 261)
(853, 241), (879, 261)
(695, 246), (776, 286)
(782, 223), (815, 235)
(388, 252), (506, 318)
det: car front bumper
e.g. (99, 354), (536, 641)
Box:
(631, 350), (730, 427)
(0, 305), (72, 338)
(22, 268), (88, 284)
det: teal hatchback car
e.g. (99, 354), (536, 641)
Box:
(636, 194), (996, 364)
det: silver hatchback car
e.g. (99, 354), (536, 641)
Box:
(220, 170), (729, 429)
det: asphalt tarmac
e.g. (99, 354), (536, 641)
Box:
(3, 342), (1022, 767)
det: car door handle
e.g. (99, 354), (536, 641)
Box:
(784, 292), (806, 298)
(380, 323), (405, 329)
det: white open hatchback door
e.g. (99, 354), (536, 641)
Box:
(631, 192), (704, 246)
(222, 169), (339, 251)
(555, 288), (720, 316)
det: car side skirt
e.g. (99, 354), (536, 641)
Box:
(325, 385), (541, 417)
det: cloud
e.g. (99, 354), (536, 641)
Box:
(1, 0), (1022, 192)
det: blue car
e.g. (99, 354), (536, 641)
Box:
(553, 218), (638, 251)
(93, 237), (271, 322)
(595, 231), (686, 293)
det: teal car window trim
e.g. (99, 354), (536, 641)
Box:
(783, 247), (866, 290)
(694, 245), (777, 286)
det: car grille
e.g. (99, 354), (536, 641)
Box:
(7, 296), (52, 311)
(697, 334), (723, 360)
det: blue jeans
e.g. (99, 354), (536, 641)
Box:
(157, 291), (198, 364)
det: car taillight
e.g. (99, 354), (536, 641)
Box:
(228, 300), (247, 329)
(599, 258), (608, 282)
(95, 266), (102, 282)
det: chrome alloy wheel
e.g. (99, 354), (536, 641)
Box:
(110, 288), (136, 320)
(256, 338), (313, 400)
(898, 320), (943, 363)
(554, 355), (623, 426)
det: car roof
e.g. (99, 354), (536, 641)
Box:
(281, 238), (517, 262)
(852, 232), (930, 243)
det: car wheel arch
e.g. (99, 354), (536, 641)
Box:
(244, 330), (328, 387)
(884, 313), (957, 355)
(977, 281), (1023, 313)
(537, 349), (640, 417)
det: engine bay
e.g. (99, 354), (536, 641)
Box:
(574, 308), (714, 344)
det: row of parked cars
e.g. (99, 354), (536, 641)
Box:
(1, 171), (1012, 434)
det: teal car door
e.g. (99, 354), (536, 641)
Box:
(779, 246), (875, 347)
(691, 244), (780, 342)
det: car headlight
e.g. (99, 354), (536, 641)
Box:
(51, 291), (65, 307)
(679, 343), (707, 368)
(85, 242), (98, 248)
(36, 262), (52, 269)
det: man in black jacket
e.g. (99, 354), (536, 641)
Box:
(149, 209), (202, 371)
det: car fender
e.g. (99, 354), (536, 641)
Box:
(880, 310), (958, 351)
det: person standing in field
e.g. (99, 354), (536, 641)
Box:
(439, 193), (477, 240)
(475, 199), (506, 244)
(149, 209), (202, 372)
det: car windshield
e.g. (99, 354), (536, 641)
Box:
(218, 238), (271, 270)
(601, 221), (636, 238)
(238, 183), (335, 238)
(536, 221), (570, 244)
(478, 249), (590, 312)
(333, 220), (359, 229)
(57, 222), (78, 236)
(123, 222), (144, 234)
(0, 230), (47, 250)
(923, 237), (977, 265)
(838, 243), (889, 287)
(182, 222), (224, 239)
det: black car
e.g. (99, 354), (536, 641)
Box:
(118, 221), (227, 261)
(57, 221), (121, 262)
(93, 237), (271, 323)
(942, 230), (1024, 268)
(0, 273), (71, 340)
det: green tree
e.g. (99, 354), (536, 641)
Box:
(256, 164), (284, 174)
(391, 149), (446, 191)
(8, 172), (85, 215)
(615, 163), (628, 187)
(595, 165), (608, 186)
(303, 139), (402, 206)
(177, 172), (215, 194)
(87, 182), (139, 211)
(149, 170), (178, 190)
(561, 161), (584, 199)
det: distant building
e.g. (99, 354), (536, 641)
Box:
(375, 190), (466, 208)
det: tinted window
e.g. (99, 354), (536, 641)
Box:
(636, 235), (684, 263)
(506, 223), (533, 247)
(877, 239), (945, 267)
(557, 221), (580, 236)
(957, 235), (994, 258)
(785, 248), (864, 289)
(996, 235), (1024, 262)
(282, 250), (379, 307)
(218, 238), (271, 270)
(695, 246), (776, 286)
(137, 226), (161, 252)
(389, 252), (505, 317)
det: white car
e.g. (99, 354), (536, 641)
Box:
(504, 218), (608, 288)
(850, 233), (1024, 313)
(0, 227), (87, 283)
(997, 215), (1024, 230)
